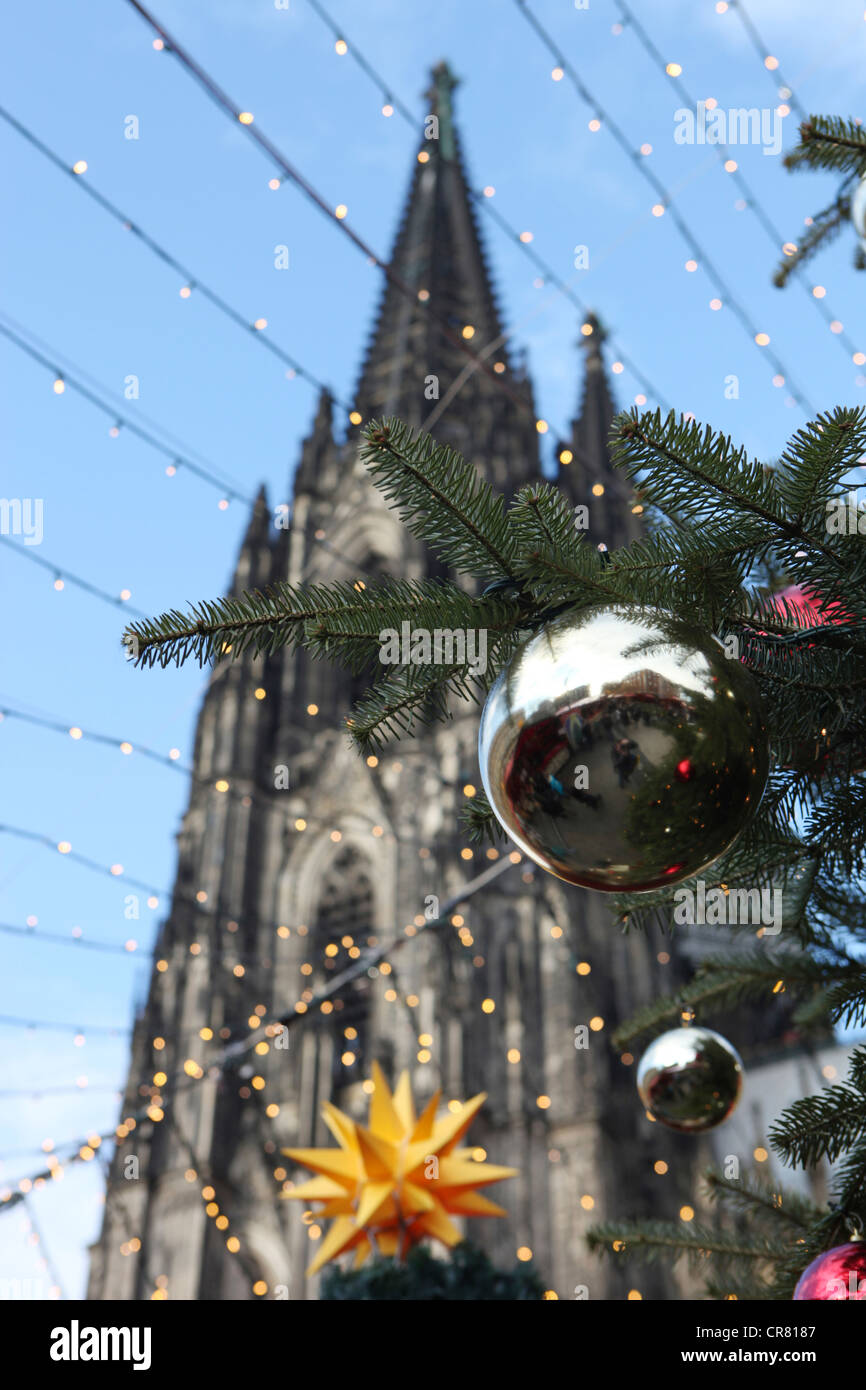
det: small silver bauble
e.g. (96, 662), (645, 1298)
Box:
(636, 1025), (743, 1133)
(478, 604), (769, 892)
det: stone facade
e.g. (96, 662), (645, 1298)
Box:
(88, 64), (789, 1302)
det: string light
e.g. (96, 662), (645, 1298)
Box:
(130, 0), (672, 417)
(3, 21), (756, 1256)
(0, 109), (353, 414)
(614, 0), (861, 371)
(516, 0), (820, 409)
(0, 537), (148, 618)
(0, 822), (517, 1061)
(727, 0), (807, 121)
(0, 319), (253, 503)
(3, 856), (509, 1213)
(0, 1012), (128, 1036)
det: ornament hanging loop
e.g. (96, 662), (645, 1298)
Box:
(843, 1213), (864, 1242)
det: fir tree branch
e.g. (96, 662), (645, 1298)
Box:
(610, 950), (832, 1050)
(785, 117), (866, 177)
(123, 582), (340, 668)
(359, 419), (520, 580)
(769, 1048), (866, 1168)
(586, 1220), (779, 1265)
(776, 411), (866, 528)
(507, 483), (625, 608)
(703, 1273), (775, 1300)
(344, 662), (486, 754)
(773, 195), (851, 288)
(122, 577), (522, 676)
(611, 407), (862, 571)
(302, 578), (521, 674)
(703, 1170), (816, 1230)
(459, 793), (502, 845)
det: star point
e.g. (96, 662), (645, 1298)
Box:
(284, 1068), (517, 1274)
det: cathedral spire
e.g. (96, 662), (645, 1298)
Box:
(557, 312), (642, 548)
(425, 60), (459, 161)
(231, 484), (271, 595)
(353, 62), (517, 435)
(293, 387), (337, 499)
(572, 313), (618, 471)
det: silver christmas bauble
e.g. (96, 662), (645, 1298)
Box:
(636, 1025), (743, 1133)
(478, 604), (768, 892)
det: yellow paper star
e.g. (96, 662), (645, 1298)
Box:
(283, 1062), (518, 1274)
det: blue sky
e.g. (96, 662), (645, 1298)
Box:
(1, 0), (865, 1299)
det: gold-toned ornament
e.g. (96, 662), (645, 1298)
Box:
(478, 604), (768, 892)
(636, 1025), (743, 1132)
(283, 1063), (517, 1274)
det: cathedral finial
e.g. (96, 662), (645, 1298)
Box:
(579, 312), (608, 362)
(424, 61), (459, 162)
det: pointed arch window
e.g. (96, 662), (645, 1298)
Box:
(314, 845), (374, 1092)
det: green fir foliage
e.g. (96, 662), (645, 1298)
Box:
(319, 1240), (545, 1301)
(126, 313), (866, 1298)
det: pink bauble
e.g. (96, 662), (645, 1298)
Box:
(793, 1241), (866, 1300)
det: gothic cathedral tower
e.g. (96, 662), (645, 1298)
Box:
(88, 64), (701, 1302)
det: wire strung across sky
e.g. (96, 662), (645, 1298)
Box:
(122, 0), (618, 441)
(0, 1083), (121, 1099)
(0, 316), (255, 506)
(0, 1014), (130, 1036)
(726, 0), (808, 124)
(0, 920), (142, 957)
(513, 0), (817, 415)
(614, 0), (863, 371)
(0, 700), (470, 850)
(0, 534), (148, 620)
(300, 0), (673, 415)
(21, 1195), (66, 1301)
(0, 854), (516, 1213)
(0, 103), (358, 422)
(0, 793), (513, 964)
(4, 2), (834, 1263)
